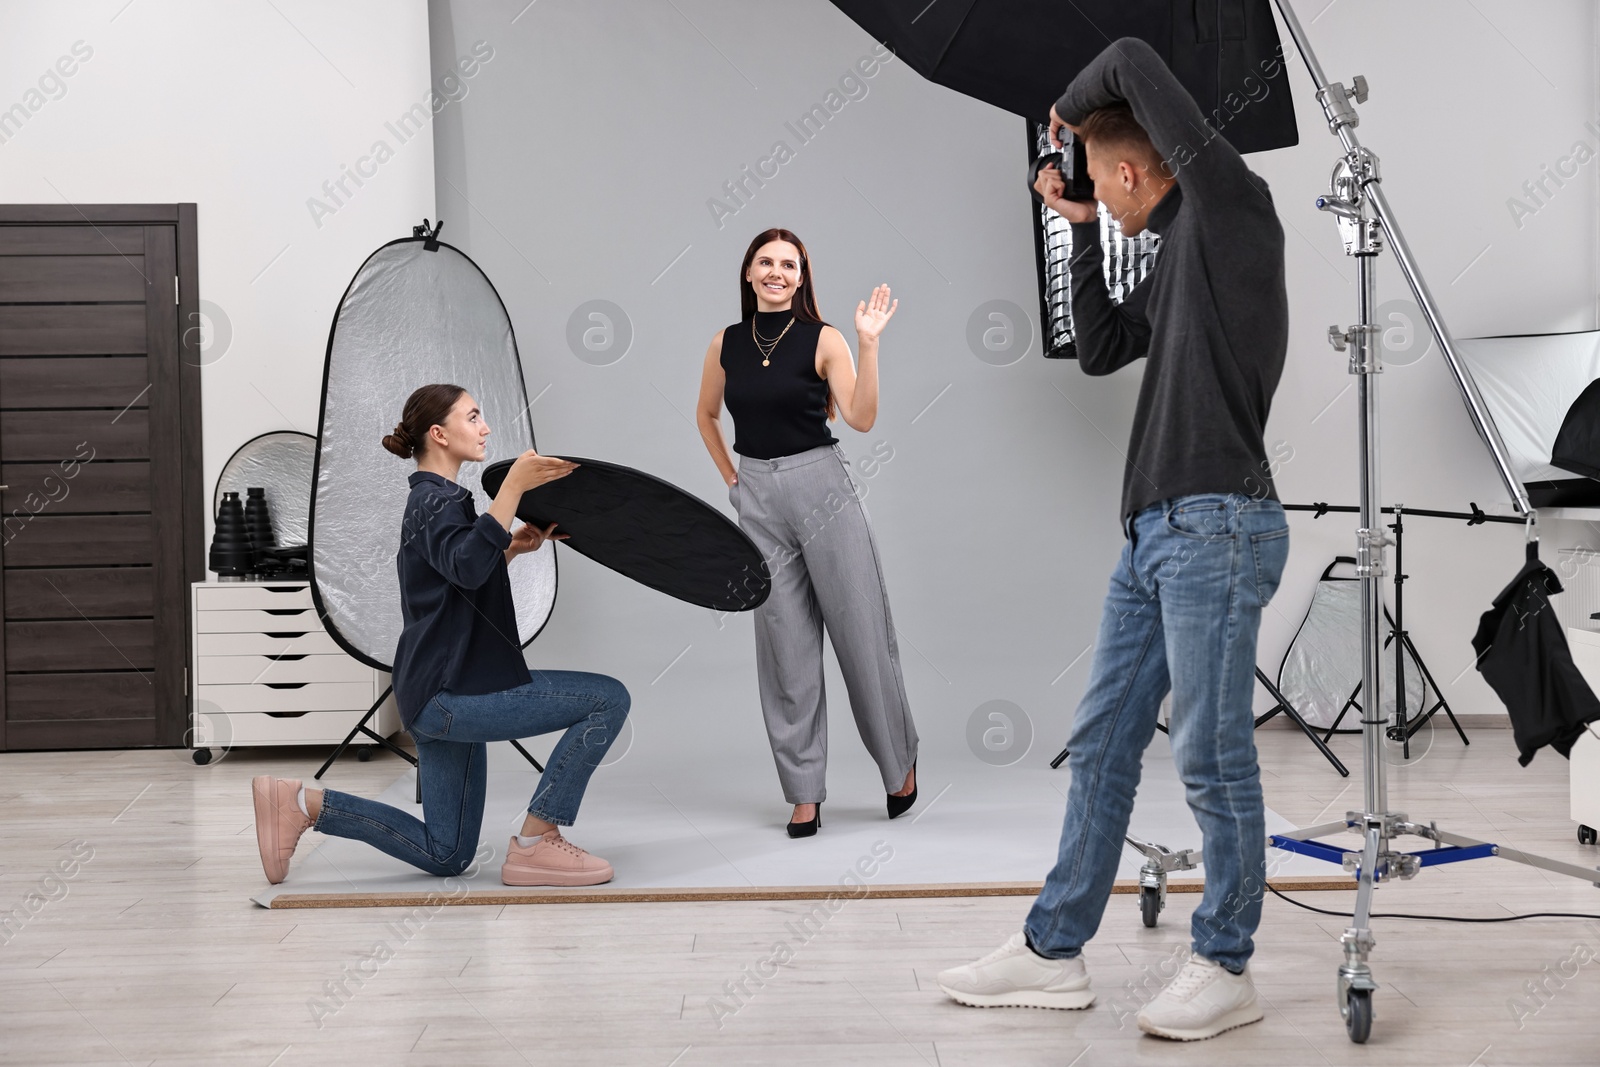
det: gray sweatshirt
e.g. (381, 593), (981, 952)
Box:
(1054, 37), (1288, 520)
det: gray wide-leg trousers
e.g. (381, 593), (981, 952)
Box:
(731, 443), (918, 804)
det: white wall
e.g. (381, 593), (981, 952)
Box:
(1250, 0), (1600, 729)
(0, 0), (436, 548)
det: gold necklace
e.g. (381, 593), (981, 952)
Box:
(752, 315), (794, 367)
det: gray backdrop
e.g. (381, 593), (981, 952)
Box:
(427, 0), (1135, 772)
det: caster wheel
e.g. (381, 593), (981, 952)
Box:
(1344, 989), (1373, 1044)
(191, 748), (212, 765)
(1139, 885), (1161, 928)
(1579, 825), (1597, 846)
(357, 747), (373, 763)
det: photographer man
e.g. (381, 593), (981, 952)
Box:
(938, 38), (1290, 1041)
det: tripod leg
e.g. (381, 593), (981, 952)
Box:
(1398, 631), (1469, 746)
(1255, 668), (1349, 776)
(1322, 684), (1362, 743)
(315, 687), (394, 781)
(508, 738), (546, 774)
(1051, 744), (1070, 769)
(358, 725), (416, 766)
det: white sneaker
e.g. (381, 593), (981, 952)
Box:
(937, 932), (1095, 1009)
(1136, 952), (1264, 1040)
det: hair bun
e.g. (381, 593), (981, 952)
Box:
(382, 422), (416, 459)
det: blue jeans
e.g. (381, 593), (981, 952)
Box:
(1025, 494), (1289, 972)
(314, 671), (630, 876)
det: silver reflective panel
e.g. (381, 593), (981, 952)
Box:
(312, 239), (557, 669)
(215, 431), (316, 546)
(1279, 574), (1424, 730)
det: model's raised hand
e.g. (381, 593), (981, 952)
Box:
(855, 284), (898, 343)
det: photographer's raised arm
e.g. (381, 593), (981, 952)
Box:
(1054, 37), (1256, 211)
(1068, 220), (1153, 375)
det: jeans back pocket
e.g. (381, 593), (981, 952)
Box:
(1249, 526), (1290, 605)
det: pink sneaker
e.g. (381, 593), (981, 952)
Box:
(501, 830), (614, 887)
(252, 776), (312, 885)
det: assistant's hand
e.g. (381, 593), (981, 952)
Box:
(506, 449), (578, 493)
(855, 284), (897, 343)
(508, 521), (567, 559)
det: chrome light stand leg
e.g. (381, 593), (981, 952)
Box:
(1267, 0), (1599, 1046)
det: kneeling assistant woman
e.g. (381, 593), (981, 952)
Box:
(251, 384), (629, 887)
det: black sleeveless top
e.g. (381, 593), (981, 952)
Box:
(721, 309), (838, 460)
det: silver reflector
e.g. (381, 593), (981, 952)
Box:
(310, 237), (557, 670)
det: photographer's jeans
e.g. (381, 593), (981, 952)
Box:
(1024, 494), (1289, 972)
(314, 671), (629, 877)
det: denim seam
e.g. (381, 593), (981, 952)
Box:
(526, 699), (608, 826)
(1196, 531), (1252, 966)
(1032, 602), (1165, 954)
(319, 798), (461, 870)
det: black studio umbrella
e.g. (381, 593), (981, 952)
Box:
(828, 0), (1299, 154)
(1472, 551), (1600, 765)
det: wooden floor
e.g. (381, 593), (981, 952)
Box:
(2, 727), (1598, 1065)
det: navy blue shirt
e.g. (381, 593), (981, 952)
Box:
(391, 471), (531, 728)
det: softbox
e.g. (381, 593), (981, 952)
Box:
(1551, 378), (1600, 481)
(1457, 331), (1600, 509)
(309, 233), (557, 671)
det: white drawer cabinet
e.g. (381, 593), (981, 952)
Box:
(191, 580), (398, 759)
(1562, 628), (1600, 842)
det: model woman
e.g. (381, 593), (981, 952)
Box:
(696, 227), (919, 837)
(251, 383), (628, 886)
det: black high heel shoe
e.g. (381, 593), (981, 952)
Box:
(787, 802), (821, 838)
(887, 762), (918, 819)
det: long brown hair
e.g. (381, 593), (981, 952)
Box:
(382, 383), (466, 460)
(738, 228), (836, 421)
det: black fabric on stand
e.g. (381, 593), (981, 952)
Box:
(481, 457), (770, 613)
(1550, 377), (1600, 480)
(1471, 557), (1600, 765)
(826, 0), (1298, 153)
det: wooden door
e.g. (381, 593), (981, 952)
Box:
(0, 206), (202, 749)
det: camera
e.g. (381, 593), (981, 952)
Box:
(1029, 132), (1095, 206)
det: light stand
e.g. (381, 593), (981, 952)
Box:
(1267, 0), (1600, 1043)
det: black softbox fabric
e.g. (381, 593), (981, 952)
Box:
(827, 0), (1298, 153)
(1550, 377), (1600, 480)
(1471, 557), (1600, 765)
(482, 457), (770, 613)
